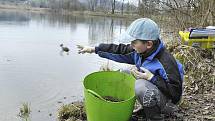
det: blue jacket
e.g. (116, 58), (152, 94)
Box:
(95, 41), (184, 104)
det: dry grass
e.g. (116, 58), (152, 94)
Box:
(18, 103), (31, 121)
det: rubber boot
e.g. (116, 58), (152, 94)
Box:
(143, 105), (164, 121)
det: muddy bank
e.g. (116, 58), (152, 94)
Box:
(58, 94), (215, 121)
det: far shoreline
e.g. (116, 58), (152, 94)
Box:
(0, 3), (140, 19)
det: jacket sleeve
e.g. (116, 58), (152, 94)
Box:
(97, 51), (135, 64)
(95, 43), (134, 54)
(95, 43), (135, 64)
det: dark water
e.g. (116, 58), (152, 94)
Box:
(0, 10), (132, 121)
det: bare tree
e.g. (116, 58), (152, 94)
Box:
(111, 0), (116, 14)
(88, 0), (97, 11)
(121, 0), (125, 15)
(138, 0), (215, 28)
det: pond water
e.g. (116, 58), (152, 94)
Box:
(0, 10), (133, 121)
(0, 10), (172, 121)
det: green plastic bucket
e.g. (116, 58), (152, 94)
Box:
(83, 71), (136, 121)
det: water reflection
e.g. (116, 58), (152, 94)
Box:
(0, 11), (30, 25)
(89, 17), (131, 45)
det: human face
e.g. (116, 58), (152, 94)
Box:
(131, 40), (153, 53)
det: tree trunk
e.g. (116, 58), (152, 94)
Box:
(111, 0), (116, 14)
(121, 0), (125, 15)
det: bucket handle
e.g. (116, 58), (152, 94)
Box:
(87, 89), (105, 101)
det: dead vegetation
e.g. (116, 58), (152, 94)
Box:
(18, 103), (31, 121)
(166, 43), (215, 121)
(57, 102), (86, 121)
(171, 45), (215, 94)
